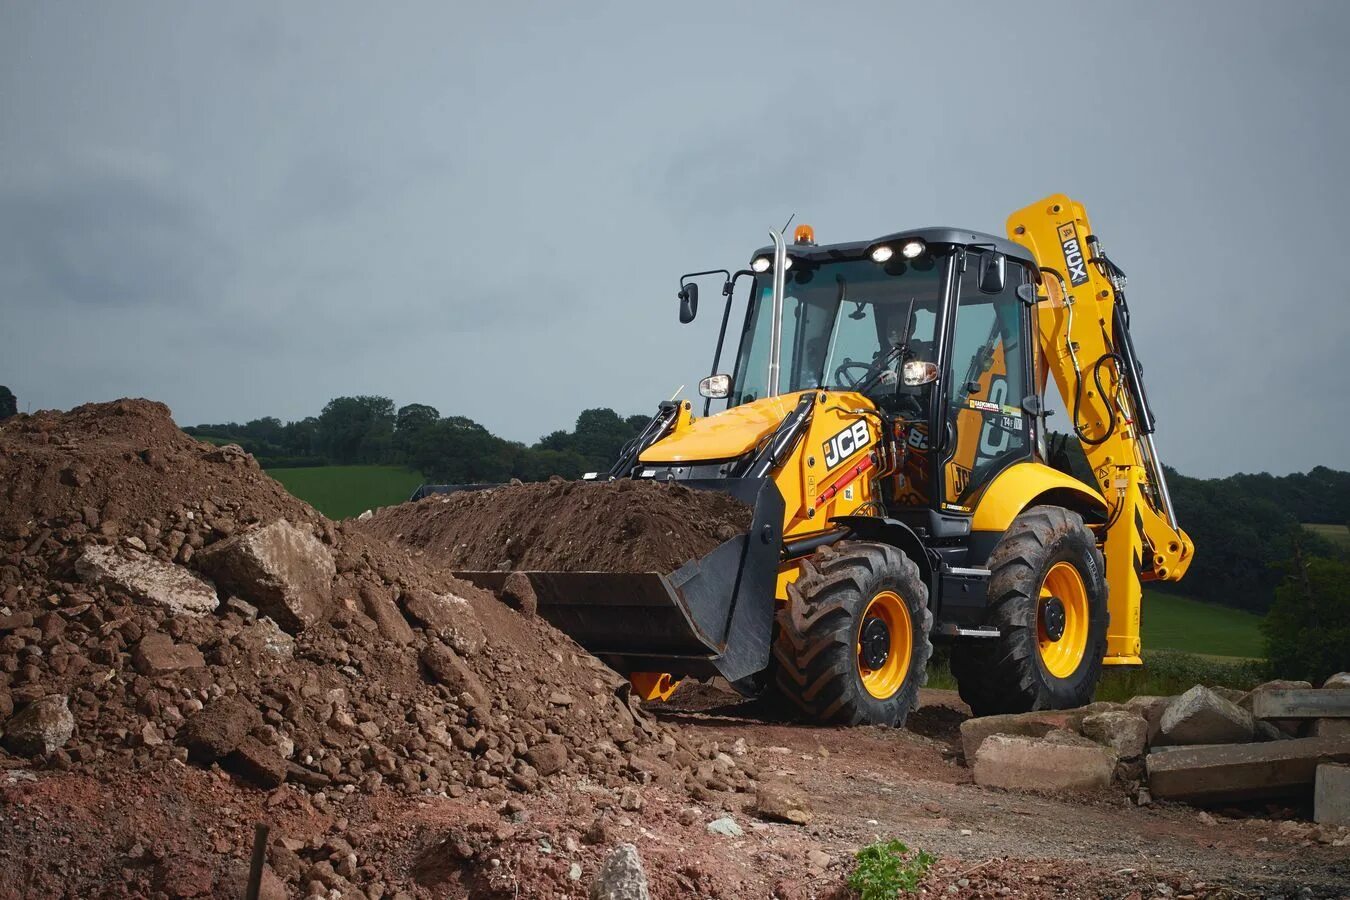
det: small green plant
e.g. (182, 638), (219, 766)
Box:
(847, 839), (935, 899)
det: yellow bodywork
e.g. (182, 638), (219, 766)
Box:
(1009, 194), (1195, 664)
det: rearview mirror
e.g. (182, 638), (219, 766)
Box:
(699, 373), (730, 399)
(678, 283), (699, 323)
(979, 253), (1006, 294)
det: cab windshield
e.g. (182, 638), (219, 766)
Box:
(729, 253), (947, 406)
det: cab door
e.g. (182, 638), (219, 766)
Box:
(940, 253), (1034, 512)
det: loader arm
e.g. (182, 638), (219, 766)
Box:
(1007, 195), (1194, 665)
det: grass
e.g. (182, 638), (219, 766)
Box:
(267, 465), (424, 520)
(1140, 590), (1265, 658)
(1305, 522), (1350, 551)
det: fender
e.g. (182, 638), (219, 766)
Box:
(971, 461), (1107, 534)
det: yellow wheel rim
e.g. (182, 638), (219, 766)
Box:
(1037, 561), (1089, 679)
(857, 590), (912, 700)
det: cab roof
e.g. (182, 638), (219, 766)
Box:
(751, 226), (1038, 269)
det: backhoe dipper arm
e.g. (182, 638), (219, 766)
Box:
(1007, 195), (1194, 664)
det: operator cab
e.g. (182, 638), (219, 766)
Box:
(683, 226), (1042, 524)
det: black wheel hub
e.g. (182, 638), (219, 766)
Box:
(1040, 596), (1067, 642)
(859, 617), (891, 669)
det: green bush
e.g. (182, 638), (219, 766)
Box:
(1095, 650), (1268, 701)
(1263, 556), (1350, 683)
(847, 840), (934, 899)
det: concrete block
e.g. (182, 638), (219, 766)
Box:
(1312, 718), (1350, 738)
(972, 733), (1117, 793)
(1160, 686), (1254, 745)
(1124, 695), (1173, 745)
(1314, 763), (1350, 826)
(1147, 736), (1350, 803)
(1251, 689), (1350, 720)
(959, 710), (1080, 761)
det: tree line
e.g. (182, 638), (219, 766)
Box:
(184, 396), (651, 484)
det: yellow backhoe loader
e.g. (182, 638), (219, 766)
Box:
(452, 194), (1194, 724)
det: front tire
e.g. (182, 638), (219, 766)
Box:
(773, 541), (933, 726)
(951, 505), (1108, 716)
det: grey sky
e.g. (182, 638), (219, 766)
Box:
(2, 1), (1346, 477)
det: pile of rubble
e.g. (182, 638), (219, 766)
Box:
(960, 676), (1350, 831)
(0, 400), (758, 896)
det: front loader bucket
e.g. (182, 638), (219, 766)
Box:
(453, 478), (785, 686)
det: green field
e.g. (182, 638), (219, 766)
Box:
(1141, 589), (1264, 658)
(267, 465), (423, 519)
(1305, 522), (1350, 551)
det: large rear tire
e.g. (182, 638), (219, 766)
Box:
(773, 541), (933, 726)
(950, 505), (1108, 716)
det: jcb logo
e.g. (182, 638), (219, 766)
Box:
(1058, 222), (1089, 286)
(823, 420), (870, 469)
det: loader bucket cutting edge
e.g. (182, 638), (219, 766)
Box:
(452, 478), (785, 687)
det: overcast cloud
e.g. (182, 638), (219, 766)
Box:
(1, 1), (1346, 476)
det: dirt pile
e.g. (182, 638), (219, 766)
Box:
(361, 479), (752, 573)
(0, 400), (758, 897)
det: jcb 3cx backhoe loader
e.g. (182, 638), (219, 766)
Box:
(452, 194), (1194, 725)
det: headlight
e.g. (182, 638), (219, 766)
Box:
(901, 239), (926, 259)
(870, 245), (894, 263)
(751, 256), (771, 273)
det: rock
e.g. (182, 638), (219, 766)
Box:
(1324, 673), (1350, 689)
(806, 849), (831, 870)
(193, 519), (335, 633)
(1081, 711), (1149, 758)
(959, 709), (1084, 760)
(589, 843), (648, 900)
(972, 733), (1116, 792)
(359, 583), (415, 645)
(618, 786), (644, 811)
(500, 572), (537, 618)
(75, 545), (218, 617)
(132, 633), (206, 675)
(181, 696), (262, 762)
(243, 617), (294, 659)
(2, 695), (75, 756)
(400, 588), (486, 656)
(1210, 686), (1247, 704)
(524, 742), (567, 777)
(706, 817), (744, 837)
(419, 642), (488, 706)
(203, 444), (251, 465)
(754, 782), (813, 825)
(1160, 686), (1254, 745)
(227, 736), (288, 788)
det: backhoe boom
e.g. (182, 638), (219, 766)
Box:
(1007, 195), (1194, 664)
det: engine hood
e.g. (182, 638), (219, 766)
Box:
(638, 393), (811, 464)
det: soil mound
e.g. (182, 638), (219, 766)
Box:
(362, 479), (752, 573)
(0, 400), (757, 896)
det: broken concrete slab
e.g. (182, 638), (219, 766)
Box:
(972, 733), (1117, 793)
(1241, 681), (1313, 736)
(1160, 685), (1254, 745)
(1081, 710), (1149, 758)
(1147, 736), (1350, 803)
(959, 710), (1083, 761)
(1314, 763), (1350, 826)
(1251, 689), (1350, 720)
(75, 545), (218, 616)
(1124, 695), (1173, 745)
(193, 520), (335, 633)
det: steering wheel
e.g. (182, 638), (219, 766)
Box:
(834, 359), (877, 388)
